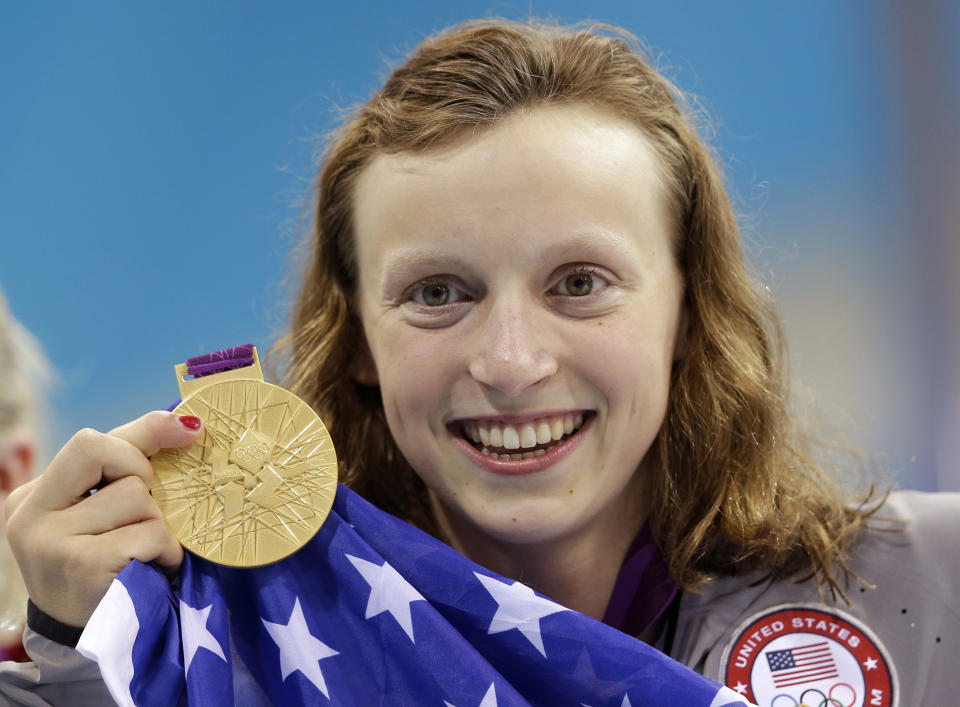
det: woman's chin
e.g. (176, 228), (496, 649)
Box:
(438, 494), (589, 548)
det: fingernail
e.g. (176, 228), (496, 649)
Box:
(178, 415), (202, 431)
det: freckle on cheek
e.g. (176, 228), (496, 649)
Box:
(512, 517), (517, 522)
(568, 489), (574, 494)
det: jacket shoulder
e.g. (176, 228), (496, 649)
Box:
(855, 490), (960, 595)
(674, 490), (960, 705)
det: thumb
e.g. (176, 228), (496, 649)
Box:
(108, 410), (203, 458)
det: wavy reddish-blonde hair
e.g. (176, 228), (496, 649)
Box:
(276, 19), (879, 593)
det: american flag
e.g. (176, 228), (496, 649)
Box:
(76, 483), (755, 706)
(765, 642), (838, 688)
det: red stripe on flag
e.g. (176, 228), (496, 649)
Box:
(774, 669), (840, 688)
(772, 657), (835, 679)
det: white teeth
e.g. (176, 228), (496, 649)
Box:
(520, 424), (537, 449)
(467, 413), (588, 457)
(550, 418), (564, 440)
(536, 422), (552, 445)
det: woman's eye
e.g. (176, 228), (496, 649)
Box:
(408, 280), (467, 307)
(563, 272), (594, 296)
(550, 268), (609, 298)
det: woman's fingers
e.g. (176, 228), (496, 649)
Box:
(60, 474), (161, 536)
(13, 517), (185, 628)
(22, 430), (153, 512)
(4, 410), (201, 628)
(107, 410), (203, 459)
(8, 411), (201, 516)
(92, 516), (185, 572)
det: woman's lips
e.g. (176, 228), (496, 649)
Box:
(453, 413), (593, 475)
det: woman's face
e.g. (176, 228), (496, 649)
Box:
(351, 103), (685, 548)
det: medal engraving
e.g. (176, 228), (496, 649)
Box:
(152, 376), (337, 567)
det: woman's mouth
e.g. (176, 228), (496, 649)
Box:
(457, 412), (590, 461)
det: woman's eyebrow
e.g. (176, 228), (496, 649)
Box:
(381, 248), (474, 274)
(547, 231), (634, 256)
(378, 250), (475, 292)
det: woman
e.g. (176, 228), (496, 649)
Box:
(4, 20), (957, 705)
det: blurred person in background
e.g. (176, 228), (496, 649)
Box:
(0, 287), (51, 663)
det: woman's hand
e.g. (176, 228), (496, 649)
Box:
(4, 411), (201, 629)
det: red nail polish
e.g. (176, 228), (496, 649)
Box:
(179, 415), (202, 431)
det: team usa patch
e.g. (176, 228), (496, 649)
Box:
(720, 604), (897, 707)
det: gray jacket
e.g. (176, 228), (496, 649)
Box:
(670, 491), (959, 706)
(1, 490), (956, 706)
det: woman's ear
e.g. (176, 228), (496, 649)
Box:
(0, 427), (34, 504)
(349, 332), (379, 386)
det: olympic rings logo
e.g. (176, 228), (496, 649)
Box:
(768, 683), (857, 707)
(232, 442), (269, 463)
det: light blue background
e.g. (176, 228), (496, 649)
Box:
(2, 2), (957, 490)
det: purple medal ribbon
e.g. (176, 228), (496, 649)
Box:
(184, 343), (255, 378)
(602, 523), (679, 638)
(164, 343), (255, 410)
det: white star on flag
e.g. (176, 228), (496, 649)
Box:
(346, 554), (425, 642)
(709, 685), (754, 706)
(478, 683), (498, 707)
(262, 597), (339, 698)
(180, 601), (227, 674)
(474, 572), (568, 657)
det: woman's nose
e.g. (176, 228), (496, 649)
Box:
(467, 300), (558, 397)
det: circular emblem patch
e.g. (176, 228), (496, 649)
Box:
(720, 604), (897, 707)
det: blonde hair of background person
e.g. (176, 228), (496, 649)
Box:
(0, 286), (51, 653)
(278, 19), (882, 596)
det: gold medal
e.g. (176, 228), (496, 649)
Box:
(151, 346), (337, 567)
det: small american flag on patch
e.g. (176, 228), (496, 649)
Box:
(765, 641), (839, 688)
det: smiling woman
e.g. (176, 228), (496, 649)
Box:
(3, 17), (958, 707)
(273, 19), (957, 702)
(284, 20), (864, 596)
(349, 104), (684, 617)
